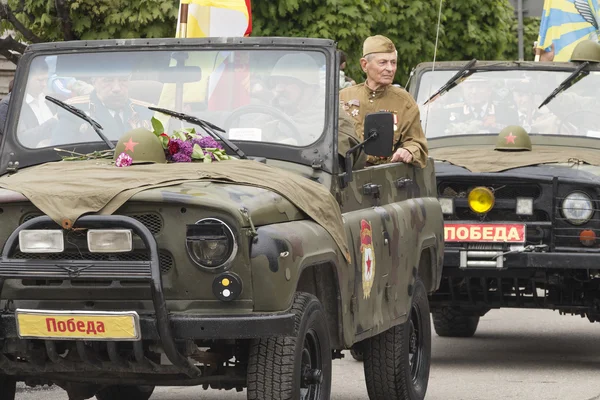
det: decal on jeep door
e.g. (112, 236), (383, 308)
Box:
(360, 219), (375, 299)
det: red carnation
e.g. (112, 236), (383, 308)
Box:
(168, 140), (181, 155)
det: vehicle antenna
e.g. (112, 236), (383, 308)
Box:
(423, 0), (444, 134)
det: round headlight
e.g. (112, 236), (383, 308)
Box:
(468, 187), (495, 214)
(186, 218), (237, 272)
(562, 192), (594, 225)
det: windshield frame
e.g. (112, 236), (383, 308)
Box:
(407, 60), (600, 151)
(0, 37), (338, 175)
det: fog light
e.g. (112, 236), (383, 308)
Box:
(580, 229), (596, 246)
(213, 272), (242, 302)
(516, 197), (533, 215)
(468, 187), (495, 214)
(87, 229), (132, 252)
(19, 230), (64, 253)
(439, 198), (454, 215)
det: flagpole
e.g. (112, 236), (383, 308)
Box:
(518, 0), (524, 61)
(179, 3), (189, 38)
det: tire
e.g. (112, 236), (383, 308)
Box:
(247, 292), (332, 400)
(350, 347), (364, 362)
(95, 385), (155, 400)
(363, 279), (431, 400)
(432, 307), (480, 338)
(0, 376), (16, 400)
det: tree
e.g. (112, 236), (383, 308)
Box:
(0, 0), (180, 64)
(252, 0), (520, 85)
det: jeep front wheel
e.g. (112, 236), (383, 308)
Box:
(364, 279), (431, 400)
(95, 385), (155, 400)
(0, 376), (16, 400)
(432, 307), (479, 337)
(247, 292), (332, 400)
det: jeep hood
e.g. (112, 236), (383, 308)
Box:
(0, 159), (351, 262)
(430, 145), (600, 174)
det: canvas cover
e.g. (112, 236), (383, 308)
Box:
(0, 159), (351, 263)
(430, 145), (600, 173)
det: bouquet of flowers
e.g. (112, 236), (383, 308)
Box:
(151, 117), (231, 163)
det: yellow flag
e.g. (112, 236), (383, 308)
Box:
(176, 0), (252, 38)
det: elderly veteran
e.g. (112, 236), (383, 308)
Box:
(340, 35), (428, 168)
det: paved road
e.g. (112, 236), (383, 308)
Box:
(16, 308), (600, 400)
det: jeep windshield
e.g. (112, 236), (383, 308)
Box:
(13, 48), (327, 149)
(416, 69), (600, 139)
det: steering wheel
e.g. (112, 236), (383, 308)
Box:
(222, 104), (302, 141)
(556, 109), (600, 136)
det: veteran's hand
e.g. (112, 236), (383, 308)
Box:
(391, 148), (413, 164)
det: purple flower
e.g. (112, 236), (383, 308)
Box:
(192, 136), (223, 150)
(179, 141), (193, 157)
(115, 152), (133, 167)
(172, 152), (192, 163)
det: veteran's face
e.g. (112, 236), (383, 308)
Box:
(361, 53), (397, 87)
(93, 75), (130, 110)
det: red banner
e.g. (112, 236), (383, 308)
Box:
(444, 223), (526, 243)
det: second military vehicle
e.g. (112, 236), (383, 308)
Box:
(406, 40), (600, 337)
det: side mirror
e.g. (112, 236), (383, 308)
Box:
(339, 111), (395, 189)
(364, 112), (394, 157)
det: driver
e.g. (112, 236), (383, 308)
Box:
(251, 53), (325, 146)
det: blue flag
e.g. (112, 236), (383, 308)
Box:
(537, 0), (600, 61)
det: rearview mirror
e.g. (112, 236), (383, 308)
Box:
(158, 66), (202, 83)
(363, 112), (394, 157)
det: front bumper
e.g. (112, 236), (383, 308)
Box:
(444, 248), (600, 271)
(0, 215), (294, 381)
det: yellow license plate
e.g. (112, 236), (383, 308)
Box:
(15, 309), (141, 341)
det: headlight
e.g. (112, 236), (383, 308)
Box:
(468, 187), (495, 214)
(19, 230), (64, 253)
(439, 198), (454, 215)
(186, 218), (237, 272)
(562, 192), (594, 225)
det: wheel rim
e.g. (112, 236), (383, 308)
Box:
(299, 328), (323, 400)
(409, 302), (424, 383)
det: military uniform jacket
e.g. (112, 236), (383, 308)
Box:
(339, 83), (428, 168)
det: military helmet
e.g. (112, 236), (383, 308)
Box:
(494, 125), (532, 151)
(270, 53), (320, 86)
(570, 40), (600, 63)
(113, 128), (167, 164)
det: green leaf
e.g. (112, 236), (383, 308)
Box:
(191, 144), (205, 160)
(151, 117), (164, 136)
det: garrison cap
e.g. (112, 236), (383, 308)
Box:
(362, 35), (396, 57)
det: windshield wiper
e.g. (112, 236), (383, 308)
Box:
(538, 61), (590, 109)
(423, 59), (477, 105)
(148, 106), (247, 160)
(45, 95), (115, 149)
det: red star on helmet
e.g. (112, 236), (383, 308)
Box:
(123, 138), (139, 152)
(505, 132), (516, 144)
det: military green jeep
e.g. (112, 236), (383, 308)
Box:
(0, 37), (443, 400)
(406, 40), (600, 338)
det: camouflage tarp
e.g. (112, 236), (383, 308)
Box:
(0, 159), (351, 263)
(430, 145), (600, 173)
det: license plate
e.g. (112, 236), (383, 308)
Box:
(15, 309), (141, 341)
(444, 223), (526, 243)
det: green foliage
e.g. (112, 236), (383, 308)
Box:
(252, 0), (520, 85)
(4, 0), (180, 43)
(503, 16), (542, 61)
(1, 0), (534, 84)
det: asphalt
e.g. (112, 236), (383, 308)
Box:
(15, 308), (600, 400)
